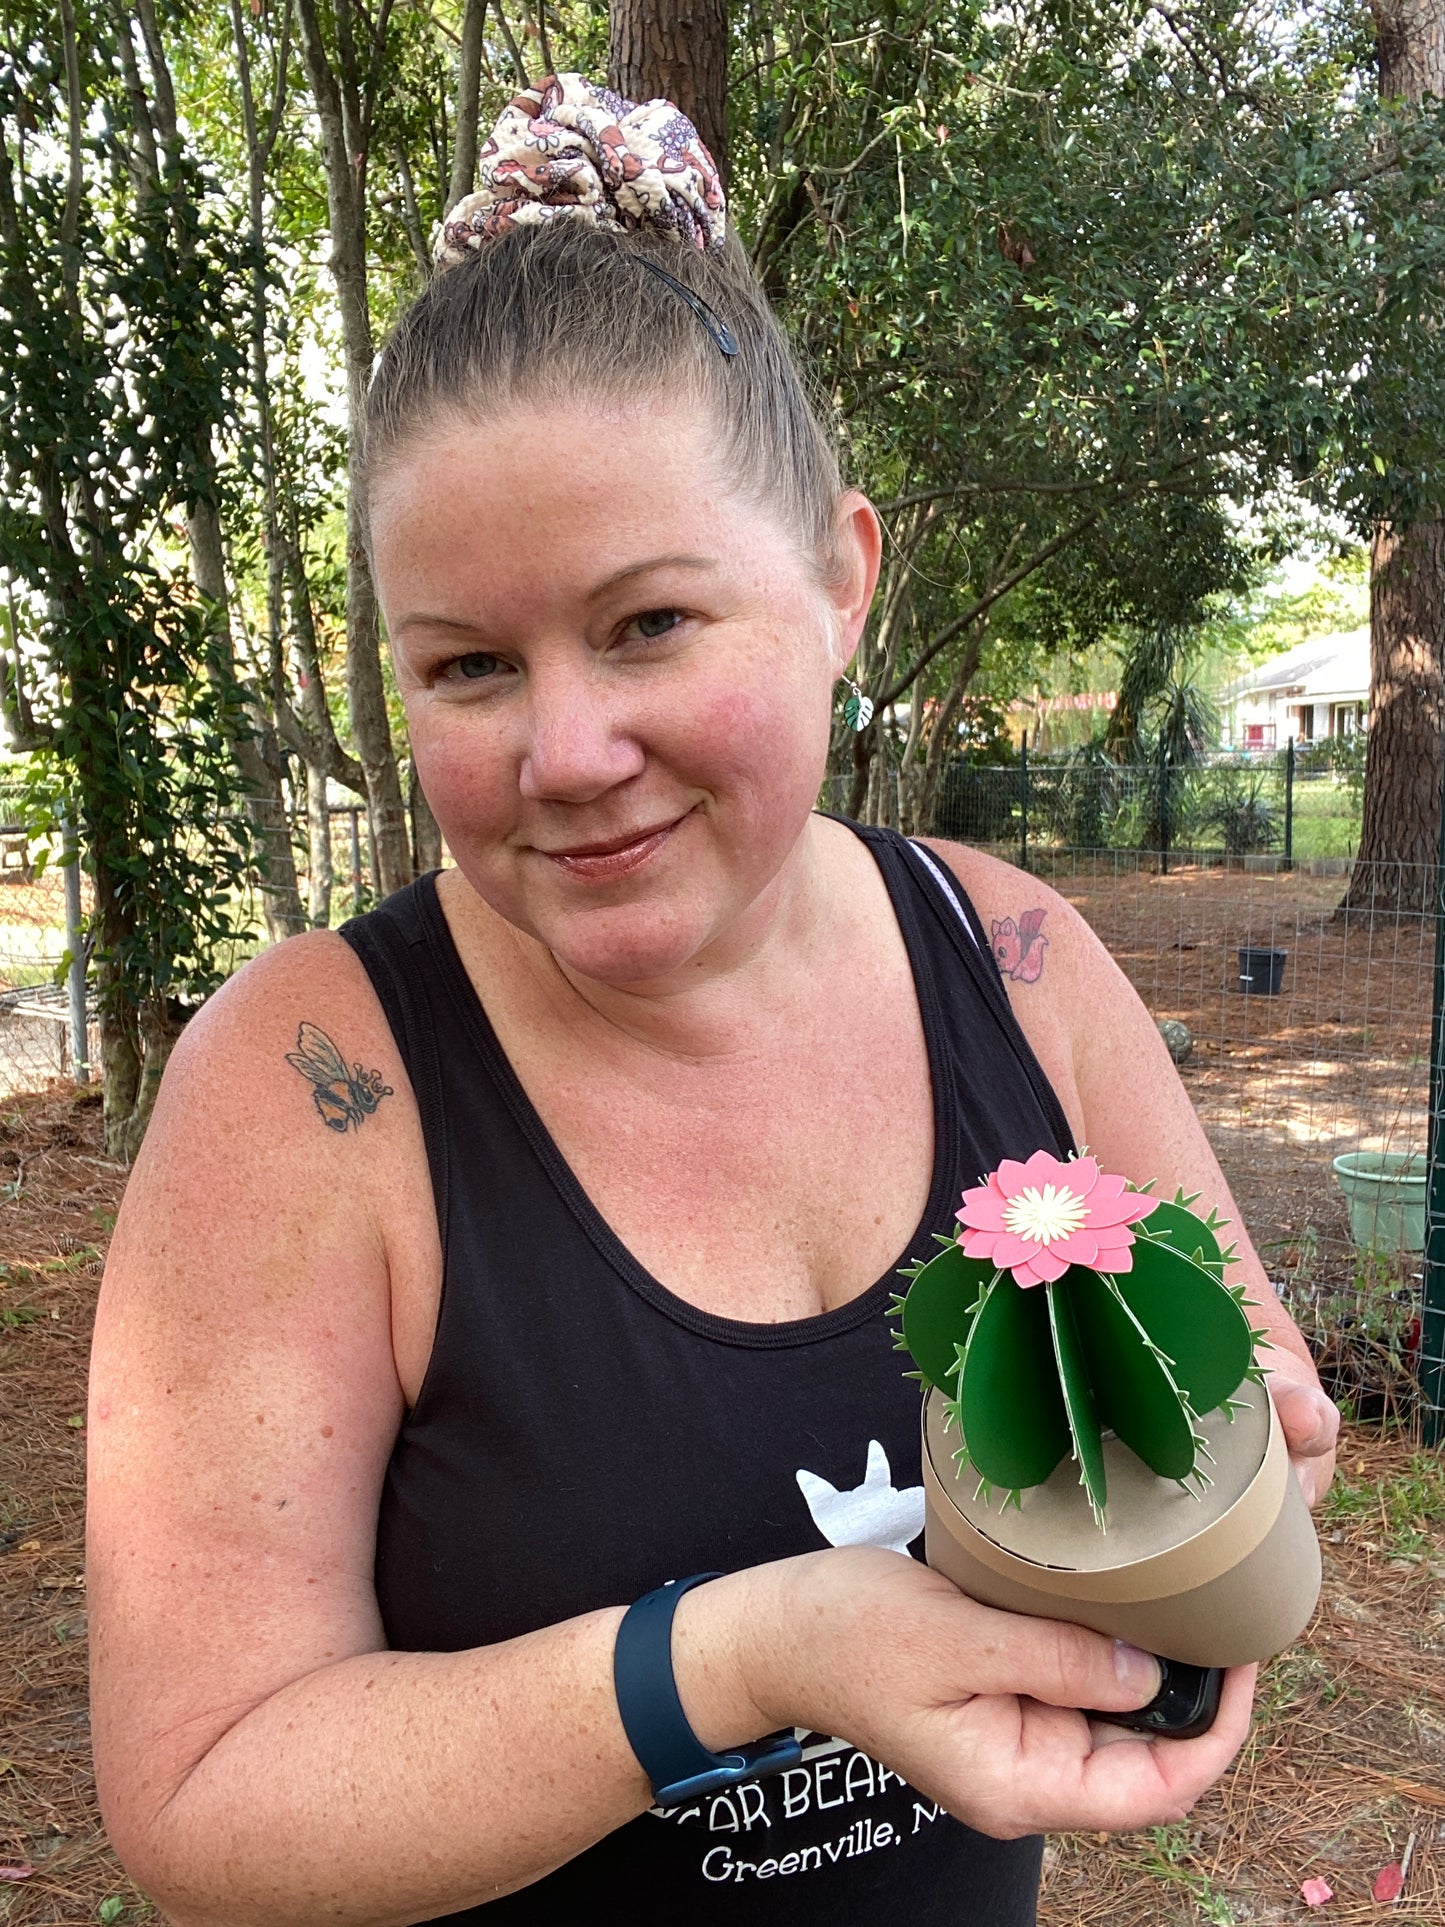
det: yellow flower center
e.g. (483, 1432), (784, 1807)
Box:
(1001, 1182), (1088, 1246)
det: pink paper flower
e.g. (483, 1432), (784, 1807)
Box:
(956, 1149), (1155, 1288)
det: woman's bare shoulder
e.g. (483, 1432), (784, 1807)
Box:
(168, 926), (395, 1086)
(911, 837), (1094, 990)
(110, 925), (427, 1315)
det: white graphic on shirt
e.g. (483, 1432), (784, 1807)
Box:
(795, 1439), (925, 1554)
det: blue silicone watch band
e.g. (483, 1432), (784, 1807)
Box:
(612, 1573), (802, 1805)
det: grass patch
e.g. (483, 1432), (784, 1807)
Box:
(1257, 1645), (1345, 1721)
(1319, 1446), (1445, 1557)
(1288, 781), (1360, 860)
(1126, 1823), (1239, 1924)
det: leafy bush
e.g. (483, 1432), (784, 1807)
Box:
(1202, 771), (1280, 854)
(935, 762), (1021, 845)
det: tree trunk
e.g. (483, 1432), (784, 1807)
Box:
(1374, 0), (1445, 97)
(912, 632), (985, 837)
(1344, 1), (1445, 916)
(187, 494), (307, 941)
(409, 764), (444, 873)
(1346, 520), (1445, 914)
(307, 762), (334, 928)
(609, 0), (729, 180)
(446, 0), (487, 213)
(295, 0), (412, 899)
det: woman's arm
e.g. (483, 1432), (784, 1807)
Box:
(90, 930), (1255, 1927)
(923, 842), (1340, 1504)
(87, 934), (660, 1925)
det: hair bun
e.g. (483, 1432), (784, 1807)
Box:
(435, 72), (726, 268)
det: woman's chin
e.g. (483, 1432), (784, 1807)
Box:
(532, 902), (716, 990)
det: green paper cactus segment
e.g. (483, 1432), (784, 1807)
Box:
(1046, 1282), (1108, 1520)
(1138, 1197), (1226, 1277)
(954, 1274), (1072, 1491)
(898, 1243), (997, 1391)
(1066, 1269), (1200, 1481)
(897, 1153), (1266, 1528)
(1110, 1236), (1256, 1418)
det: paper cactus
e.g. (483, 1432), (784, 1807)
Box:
(892, 1151), (1270, 1526)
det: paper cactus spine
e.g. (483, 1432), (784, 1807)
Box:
(893, 1155), (1269, 1527)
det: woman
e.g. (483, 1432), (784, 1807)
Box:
(88, 76), (1338, 1927)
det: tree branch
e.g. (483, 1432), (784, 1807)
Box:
(490, 0), (529, 88)
(133, 0), (180, 154)
(875, 505), (1107, 712)
(394, 147), (433, 279)
(57, 0), (85, 268)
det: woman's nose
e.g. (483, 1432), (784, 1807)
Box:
(517, 665), (647, 803)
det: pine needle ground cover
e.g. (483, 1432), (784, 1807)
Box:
(1, 1086), (1442, 1924)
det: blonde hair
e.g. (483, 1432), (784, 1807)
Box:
(361, 221), (845, 581)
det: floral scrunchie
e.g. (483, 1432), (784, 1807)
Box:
(435, 72), (726, 268)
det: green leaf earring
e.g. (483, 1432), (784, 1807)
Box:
(841, 676), (874, 732)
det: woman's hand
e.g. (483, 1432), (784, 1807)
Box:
(681, 1547), (1255, 1843)
(1267, 1356), (1340, 1507)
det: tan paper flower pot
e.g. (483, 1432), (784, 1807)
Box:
(922, 1384), (1320, 1668)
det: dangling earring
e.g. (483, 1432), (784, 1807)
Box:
(840, 676), (874, 732)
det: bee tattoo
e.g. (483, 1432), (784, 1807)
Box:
(285, 1022), (394, 1133)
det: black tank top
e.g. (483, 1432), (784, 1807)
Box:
(341, 822), (1075, 1924)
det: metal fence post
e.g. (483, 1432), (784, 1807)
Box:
(349, 808), (364, 916)
(61, 815), (89, 1083)
(1421, 761), (1445, 1445)
(1019, 735), (1030, 872)
(1157, 736), (1170, 876)
(1282, 736), (1295, 872)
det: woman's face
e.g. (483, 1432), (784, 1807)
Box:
(371, 397), (879, 989)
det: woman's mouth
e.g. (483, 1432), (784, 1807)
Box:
(538, 812), (689, 882)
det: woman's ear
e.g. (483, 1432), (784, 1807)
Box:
(825, 490), (883, 673)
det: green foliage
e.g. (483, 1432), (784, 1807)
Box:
(7, 0), (1445, 1089)
(1319, 1447), (1445, 1558)
(0, 4), (255, 1057)
(753, 1), (1445, 792)
(1200, 769), (1281, 855)
(1130, 1823), (1240, 1926)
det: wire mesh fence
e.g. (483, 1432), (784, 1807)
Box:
(0, 800), (384, 1098)
(3, 764), (1442, 1436)
(929, 746), (1362, 871)
(0, 783), (93, 1098)
(1034, 851), (1437, 1440)
(818, 760), (1439, 1439)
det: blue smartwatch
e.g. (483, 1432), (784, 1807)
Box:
(613, 1572), (803, 1805)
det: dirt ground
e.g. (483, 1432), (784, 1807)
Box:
(2, 1079), (1443, 1925)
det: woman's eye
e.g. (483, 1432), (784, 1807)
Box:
(443, 651), (502, 682)
(631, 608), (682, 640)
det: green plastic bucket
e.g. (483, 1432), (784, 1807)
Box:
(1331, 1151), (1427, 1254)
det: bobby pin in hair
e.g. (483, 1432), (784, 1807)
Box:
(635, 257), (739, 357)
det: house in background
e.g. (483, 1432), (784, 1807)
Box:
(1223, 628), (1369, 751)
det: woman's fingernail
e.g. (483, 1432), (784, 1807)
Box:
(1113, 1641), (1162, 1697)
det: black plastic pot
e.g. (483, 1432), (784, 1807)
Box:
(1237, 946), (1287, 995)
